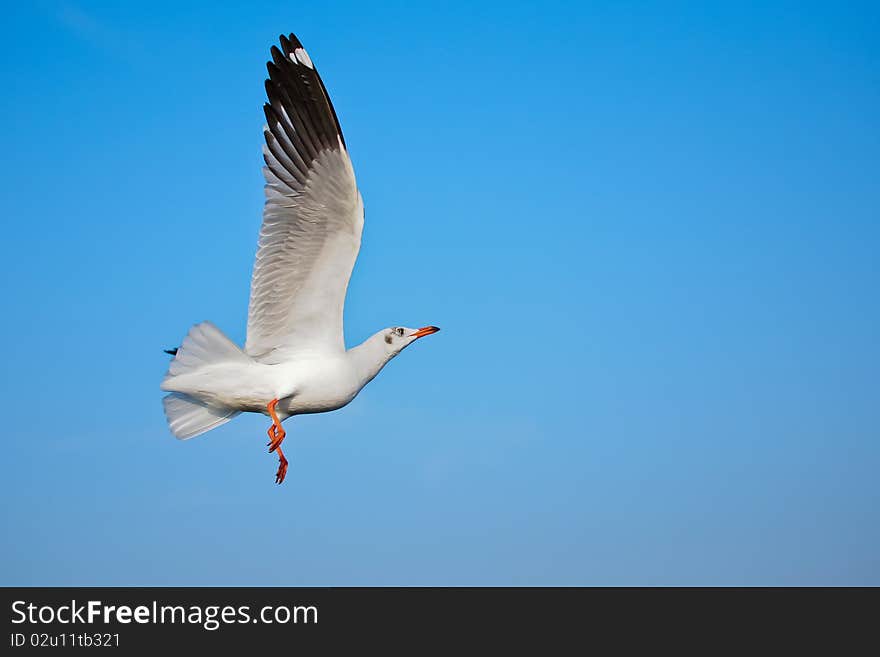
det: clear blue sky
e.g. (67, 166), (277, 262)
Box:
(1, 0), (878, 585)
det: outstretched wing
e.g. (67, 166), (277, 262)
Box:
(246, 33), (363, 363)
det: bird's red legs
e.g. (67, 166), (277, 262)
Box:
(266, 399), (288, 484)
(273, 445), (289, 485)
(266, 399), (286, 450)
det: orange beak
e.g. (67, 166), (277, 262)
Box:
(410, 325), (441, 339)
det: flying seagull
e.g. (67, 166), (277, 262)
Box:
(160, 33), (440, 484)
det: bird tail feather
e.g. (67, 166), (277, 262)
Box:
(163, 321), (249, 381)
(160, 321), (249, 439)
(162, 393), (240, 440)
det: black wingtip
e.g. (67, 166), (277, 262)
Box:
(270, 45), (284, 65)
(164, 348), (178, 356)
(262, 31), (347, 155)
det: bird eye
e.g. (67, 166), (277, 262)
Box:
(396, 327), (404, 337)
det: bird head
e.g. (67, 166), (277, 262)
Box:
(382, 325), (440, 355)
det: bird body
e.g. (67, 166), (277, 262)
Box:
(162, 326), (399, 420)
(160, 33), (439, 483)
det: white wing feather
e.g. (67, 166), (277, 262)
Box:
(245, 34), (364, 363)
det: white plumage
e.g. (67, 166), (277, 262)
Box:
(160, 33), (439, 483)
(250, 148), (362, 361)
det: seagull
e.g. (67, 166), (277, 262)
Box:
(160, 33), (440, 484)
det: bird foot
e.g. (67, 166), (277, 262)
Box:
(275, 453), (289, 485)
(266, 398), (289, 483)
(267, 425), (286, 453)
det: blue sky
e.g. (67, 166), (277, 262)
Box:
(1, 0), (878, 585)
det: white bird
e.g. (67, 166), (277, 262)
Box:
(160, 33), (440, 483)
